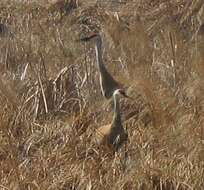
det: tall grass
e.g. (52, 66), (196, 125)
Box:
(0, 0), (203, 189)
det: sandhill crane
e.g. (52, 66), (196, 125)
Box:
(80, 32), (129, 99)
(94, 89), (128, 151)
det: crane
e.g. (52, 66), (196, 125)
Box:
(80, 32), (129, 99)
(94, 89), (128, 151)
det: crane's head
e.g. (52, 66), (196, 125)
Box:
(80, 32), (100, 42)
(114, 89), (133, 99)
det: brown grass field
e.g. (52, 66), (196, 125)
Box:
(0, 0), (204, 189)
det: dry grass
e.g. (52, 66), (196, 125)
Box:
(0, 0), (204, 189)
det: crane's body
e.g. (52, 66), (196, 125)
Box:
(95, 89), (128, 151)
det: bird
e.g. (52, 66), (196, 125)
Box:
(80, 32), (129, 100)
(94, 89), (129, 151)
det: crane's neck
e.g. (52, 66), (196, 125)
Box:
(95, 36), (106, 71)
(113, 93), (122, 126)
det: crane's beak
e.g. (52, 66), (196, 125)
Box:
(80, 33), (98, 42)
(120, 90), (133, 100)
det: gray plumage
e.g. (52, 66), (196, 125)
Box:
(81, 33), (122, 99)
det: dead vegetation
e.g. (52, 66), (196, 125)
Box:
(0, 0), (204, 189)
